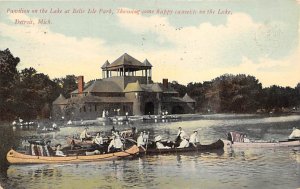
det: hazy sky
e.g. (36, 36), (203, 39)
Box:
(0, 0), (299, 87)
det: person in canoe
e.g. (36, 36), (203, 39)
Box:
(108, 134), (123, 152)
(80, 127), (92, 141)
(45, 140), (55, 156)
(155, 136), (171, 149)
(143, 131), (149, 145)
(177, 135), (189, 148)
(92, 132), (104, 152)
(55, 144), (66, 157)
(189, 130), (200, 147)
(137, 132), (145, 148)
(111, 126), (116, 133)
(289, 127), (300, 139)
(175, 127), (188, 147)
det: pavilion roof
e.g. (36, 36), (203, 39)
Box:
(106, 53), (152, 71)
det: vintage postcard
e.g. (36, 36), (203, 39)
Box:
(0, 0), (299, 189)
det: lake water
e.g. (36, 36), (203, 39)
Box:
(0, 114), (299, 189)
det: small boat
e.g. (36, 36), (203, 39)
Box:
(6, 145), (139, 164)
(222, 139), (300, 148)
(165, 115), (182, 120)
(139, 139), (224, 155)
(143, 115), (181, 122)
(12, 120), (37, 127)
(223, 131), (300, 148)
(37, 126), (60, 134)
(96, 117), (110, 122)
(110, 116), (129, 123)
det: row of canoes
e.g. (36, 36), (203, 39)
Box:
(6, 139), (224, 165)
(7, 131), (300, 165)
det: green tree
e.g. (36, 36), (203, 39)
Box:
(170, 81), (187, 97)
(53, 75), (77, 98)
(14, 67), (60, 119)
(0, 49), (20, 120)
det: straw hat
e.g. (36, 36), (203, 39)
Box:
(154, 135), (162, 142)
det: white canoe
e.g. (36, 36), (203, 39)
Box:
(222, 139), (300, 148)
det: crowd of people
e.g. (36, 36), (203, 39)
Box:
(152, 127), (200, 149)
(76, 126), (201, 154)
(26, 126), (197, 157)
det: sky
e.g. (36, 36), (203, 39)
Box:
(0, 0), (299, 87)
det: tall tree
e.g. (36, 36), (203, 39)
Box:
(170, 81), (187, 97)
(14, 67), (60, 119)
(53, 75), (77, 98)
(0, 49), (20, 120)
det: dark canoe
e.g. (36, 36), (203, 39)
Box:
(140, 139), (224, 155)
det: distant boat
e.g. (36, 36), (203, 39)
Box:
(110, 116), (129, 122)
(11, 120), (37, 127)
(223, 131), (300, 148)
(222, 139), (300, 148)
(96, 117), (111, 122)
(142, 114), (181, 121)
(37, 126), (60, 134)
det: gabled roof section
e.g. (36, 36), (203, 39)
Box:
(158, 83), (178, 94)
(124, 80), (144, 92)
(140, 83), (163, 92)
(53, 94), (67, 105)
(71, 80), (123, 94)
(163, 97), (186, 103)
(101, 60), (110, 69)
(84, 80), (123, 93)
(68, 95), (132, 104)
(71, 80), (94, 94)
(143, 59), (152, 67)
(183, 93), (196, 103)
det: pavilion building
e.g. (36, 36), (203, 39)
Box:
(52, 53), (195, 120)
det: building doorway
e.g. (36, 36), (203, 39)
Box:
(145, 102), (155, 115)
(171, 105), (184, 114)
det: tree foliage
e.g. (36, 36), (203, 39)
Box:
(169, 74), (299, 113)
(0, 49), (20, 120)
(53, 75), (77, 98)
(0, 49), (78, 121)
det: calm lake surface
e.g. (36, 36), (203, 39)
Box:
(0, 114), (299, 189)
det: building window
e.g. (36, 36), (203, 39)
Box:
(83, 106), (86, 112)
(95, 105), (97, 111)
